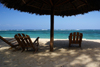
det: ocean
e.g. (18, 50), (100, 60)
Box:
(0, 29), (100, 39)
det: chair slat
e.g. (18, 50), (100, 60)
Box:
(73, 32), (76, 42)
(80, 33), (83, 42)
(18, 34), (28, 47)
(22, 34), (31, 46)
(76, 32), (79, 43)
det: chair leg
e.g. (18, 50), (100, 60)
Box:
(34, 48), (38, 53)
(69, 43), (71, 47)
(21, 49), (25, 52)
(26, 47), (28, 51)
(21, 47), (25, 52)
(79, 43), (81, 47)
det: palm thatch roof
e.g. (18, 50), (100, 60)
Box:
(0, 0), (100, 17)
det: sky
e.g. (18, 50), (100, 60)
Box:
(0, 3), (100, 30)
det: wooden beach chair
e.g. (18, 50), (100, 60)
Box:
(14, 33), (39, 52)
(69, 32), (83, 48)
(0, 36), (19, 49)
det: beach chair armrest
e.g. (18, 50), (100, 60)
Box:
(33, 37), (40, 46)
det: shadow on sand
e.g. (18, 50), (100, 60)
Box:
(0, 39), (100, 67)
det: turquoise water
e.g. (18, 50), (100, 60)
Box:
(0, 29), (100, 39)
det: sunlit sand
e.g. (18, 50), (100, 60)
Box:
(0, 38), (100, 67)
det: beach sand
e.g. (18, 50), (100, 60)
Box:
(0, 38), (100, 67)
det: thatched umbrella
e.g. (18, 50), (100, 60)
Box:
(0, 0), (100, 51)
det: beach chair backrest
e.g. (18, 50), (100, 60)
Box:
(14, 33), (39, 52)
(69, 32), (83, 43)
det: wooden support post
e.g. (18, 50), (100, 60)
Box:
(50, 6), (54, 51)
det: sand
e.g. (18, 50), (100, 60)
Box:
(0, 38), (100, 67)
